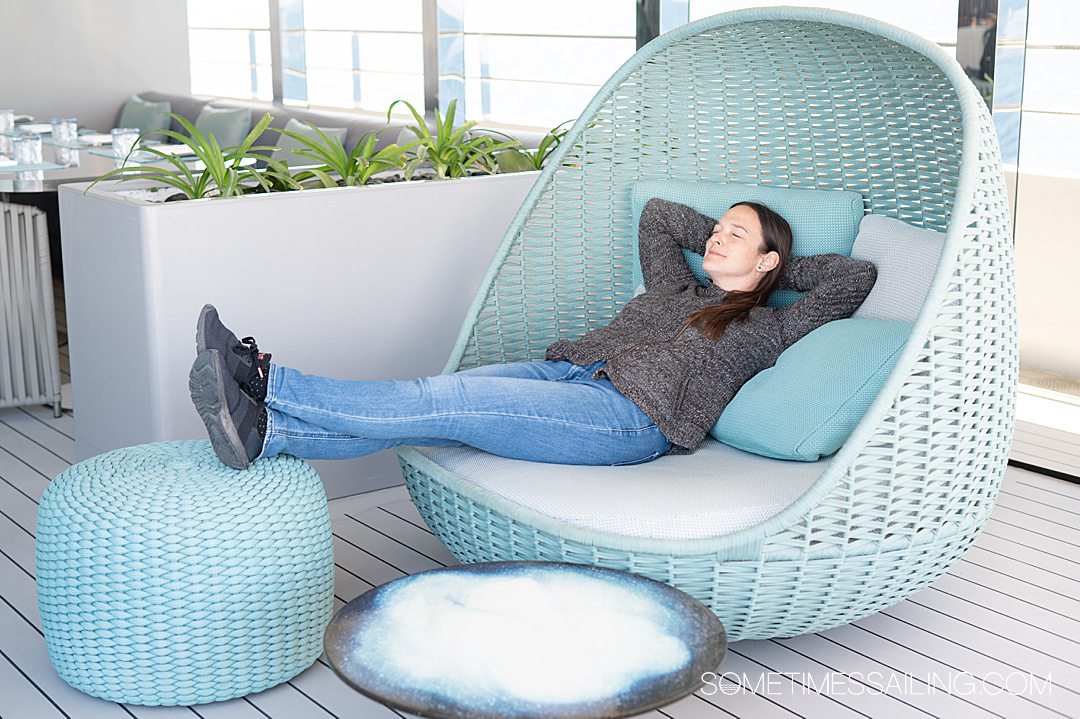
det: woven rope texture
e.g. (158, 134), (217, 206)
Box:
(36, 440), (334, 705)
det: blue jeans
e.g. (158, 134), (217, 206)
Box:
(258, 360), (672, 466)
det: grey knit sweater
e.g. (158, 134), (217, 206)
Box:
(545, 197), (878, 452)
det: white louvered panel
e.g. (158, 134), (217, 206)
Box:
(0, 202), (61, 414)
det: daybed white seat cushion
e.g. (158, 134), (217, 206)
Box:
(415, 438), (831, 541)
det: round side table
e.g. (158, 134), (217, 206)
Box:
(325, 561), (727, 718)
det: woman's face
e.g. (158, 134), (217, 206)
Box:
(701, 205), (777, 290)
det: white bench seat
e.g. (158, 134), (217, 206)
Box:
(417, 439), (830, 540)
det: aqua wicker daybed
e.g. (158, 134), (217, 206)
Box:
(396, 7), (1017, 642)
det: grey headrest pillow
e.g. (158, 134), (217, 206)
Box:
(850, 214), (946, 323)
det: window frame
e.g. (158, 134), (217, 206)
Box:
(190, 0), (661, 129)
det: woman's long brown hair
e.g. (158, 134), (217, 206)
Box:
(685, 201), (793, 342)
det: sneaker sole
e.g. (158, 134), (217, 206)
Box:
(189, 348), (250, 470)
(195, 303), (216, 356)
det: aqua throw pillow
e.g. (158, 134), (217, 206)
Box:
(118, 94), (171, 140)
(271, 118), (348, 164)
(630, 180), (864, 308)
(194, 105), (252, 149)
(711, 318), (911, 461)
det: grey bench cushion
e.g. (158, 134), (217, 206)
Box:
(120, 92), (391, 157)
(121, 92), (546, 159)
(416, 438), (830, 540)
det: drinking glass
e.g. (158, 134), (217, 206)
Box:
(14, 170), (44, 192)
(50, 117), (78, 145)
(111, 127), (140, 160)
(55, 146), (80, 167)
(12, 135), (43, 165)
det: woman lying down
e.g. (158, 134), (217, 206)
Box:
(188, 197), (877, 470)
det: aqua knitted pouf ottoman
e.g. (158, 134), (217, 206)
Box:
(35, 440), (334, 706)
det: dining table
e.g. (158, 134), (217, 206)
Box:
(0, 121), (254, 279)
(2, 125), (141, 281)
(0, 124), (211, 195)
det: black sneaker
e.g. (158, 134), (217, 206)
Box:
(196, 304), (272, 402)
(189, 348), (268, 470)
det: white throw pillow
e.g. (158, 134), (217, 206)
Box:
(850, 214), (945, 322)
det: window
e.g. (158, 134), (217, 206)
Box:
(688, 0), (960, 44)
(280, 0), (425, 113)
(1014, 0), (1080, 177)
(187, 0), (272, 101)
(185, 0), (634, 128)
(443, 0), (637, 128)
(1010, 0), (1080, 453)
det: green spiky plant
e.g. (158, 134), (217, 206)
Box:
(88, 112), (283, 199)
(494, 119), (573, 173)
(269, 123), (417, 188)
(466, 131), (521, 175)
(387, 99), (520, 180)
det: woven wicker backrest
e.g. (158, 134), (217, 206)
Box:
(453, 11), (966, 369)
(447, 8), (1016, 550)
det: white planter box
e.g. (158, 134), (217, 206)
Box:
(58, 172), (538, 499)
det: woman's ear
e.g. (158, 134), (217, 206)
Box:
(759, 251), (780, 271)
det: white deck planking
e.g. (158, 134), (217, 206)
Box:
(0, 403), (1077, 719)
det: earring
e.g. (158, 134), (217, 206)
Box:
(757, 265), (763, 270)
